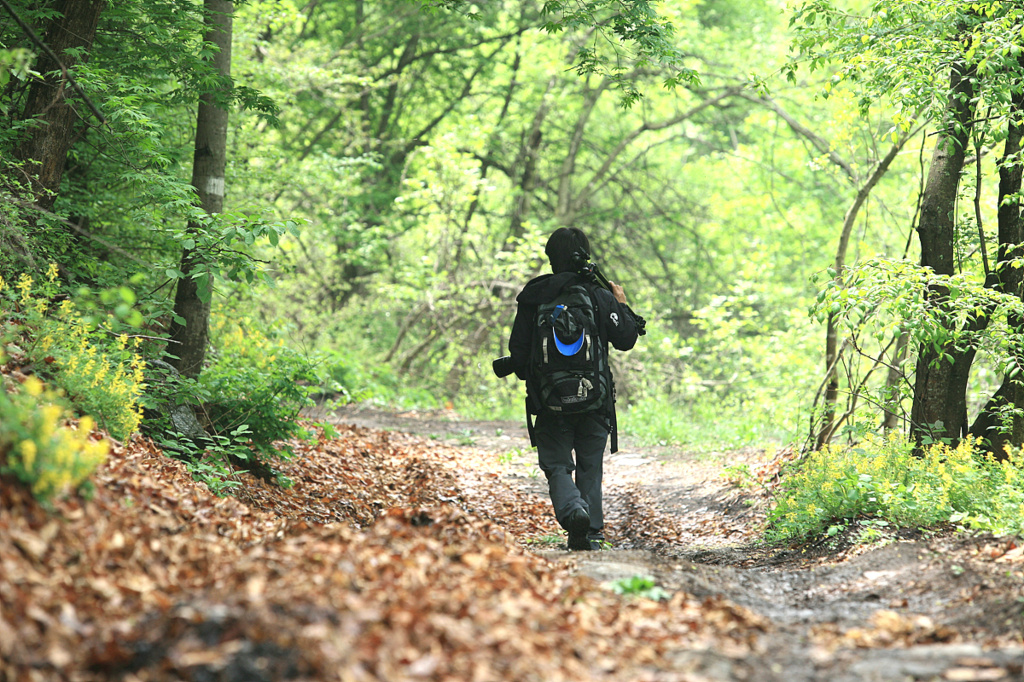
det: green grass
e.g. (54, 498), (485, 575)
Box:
(526, 534), (564, 546)
(620, 396), (795, 451)
(455, 393), (521, 421)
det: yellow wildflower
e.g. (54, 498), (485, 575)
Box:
(90, 365), (109, 388)
(40, 404), (62, 442)
(17, 274), (32, 301)
(19, 439), (37, 471)
(23, 375), (43, 397)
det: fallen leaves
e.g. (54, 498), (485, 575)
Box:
(1, 423), (766, 682)
(812, 609), (959, 650)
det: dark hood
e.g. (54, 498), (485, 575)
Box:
(515, 272), (584, 305)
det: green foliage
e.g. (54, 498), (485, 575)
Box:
(0, 374), (109, 501)
(164, 214), (301, 304)
(810, 257), (1024, 440)
(768, 437), (1024, 542)
(143, 314), (334, 489)
(621, 397), (692, 447)
(309, 347), (440, 412)
(3, 269), (147, 441)
(229, 0), (846, 443)
(623, 392), (801, 452)
(0, 167), (78, 285)
(788, 0), (1024, 135)
(425, 0), (700, 107)
(541, 0), (700, 106)
(497, 447), (525, 466)
(0, 48), (33, 95)
(609, 575), (670, 601)
(722, 462), (755, 488)
(196, 316), (317, 456)
(810, 258), (1024, 358)
(1, 0), (958, 469)
(154, 424), (256, 496)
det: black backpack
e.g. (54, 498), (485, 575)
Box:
(529, 281), (610, 414)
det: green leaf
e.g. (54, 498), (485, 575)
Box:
(196, 274), (212, 304)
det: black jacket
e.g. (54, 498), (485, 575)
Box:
(508, 272), (638, 402)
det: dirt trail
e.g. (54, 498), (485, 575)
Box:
(325, 404), (1024, 682)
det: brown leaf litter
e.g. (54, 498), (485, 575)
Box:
(2, 424), (768, 682)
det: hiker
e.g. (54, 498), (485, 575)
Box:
(508, 227), (639, 550)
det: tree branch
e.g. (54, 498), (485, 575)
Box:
(575, 87), (742, 206)
(739, 92), (858, 183)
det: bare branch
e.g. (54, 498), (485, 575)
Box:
(575, 87), (742, 206)
(739, 92), (857, 183)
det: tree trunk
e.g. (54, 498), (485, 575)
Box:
(166, 0), (232, 379)
(909, 60), (977, 446)
(969, 70), (1024, 457)
(14, 0), (104, 211)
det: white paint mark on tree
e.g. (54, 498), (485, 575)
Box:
(205, 177), (225, 197)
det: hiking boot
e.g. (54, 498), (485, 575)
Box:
(566, 507), (591, 551)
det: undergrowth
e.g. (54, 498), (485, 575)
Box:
(145, 316), (325, 492)
(768, 436), (1024, 542)
(0, 373), (109, 500)
(2, 268), (146, 441)
(198, 315), (317, 455)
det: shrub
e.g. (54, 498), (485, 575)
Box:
(767, 436), (1024, 542)
(0, 374), (110, 500)
(197, 316), (317, 456)
(2, 268), (147, 441)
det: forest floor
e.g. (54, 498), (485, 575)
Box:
(323, 404), (1024, 681)
(2, 401), (1023, 681)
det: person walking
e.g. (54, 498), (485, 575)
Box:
(508, 227), (639, 550)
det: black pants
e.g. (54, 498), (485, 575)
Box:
(534, 411), (608, 539)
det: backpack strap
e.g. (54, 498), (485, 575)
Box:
(524, 300), (543, 445)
